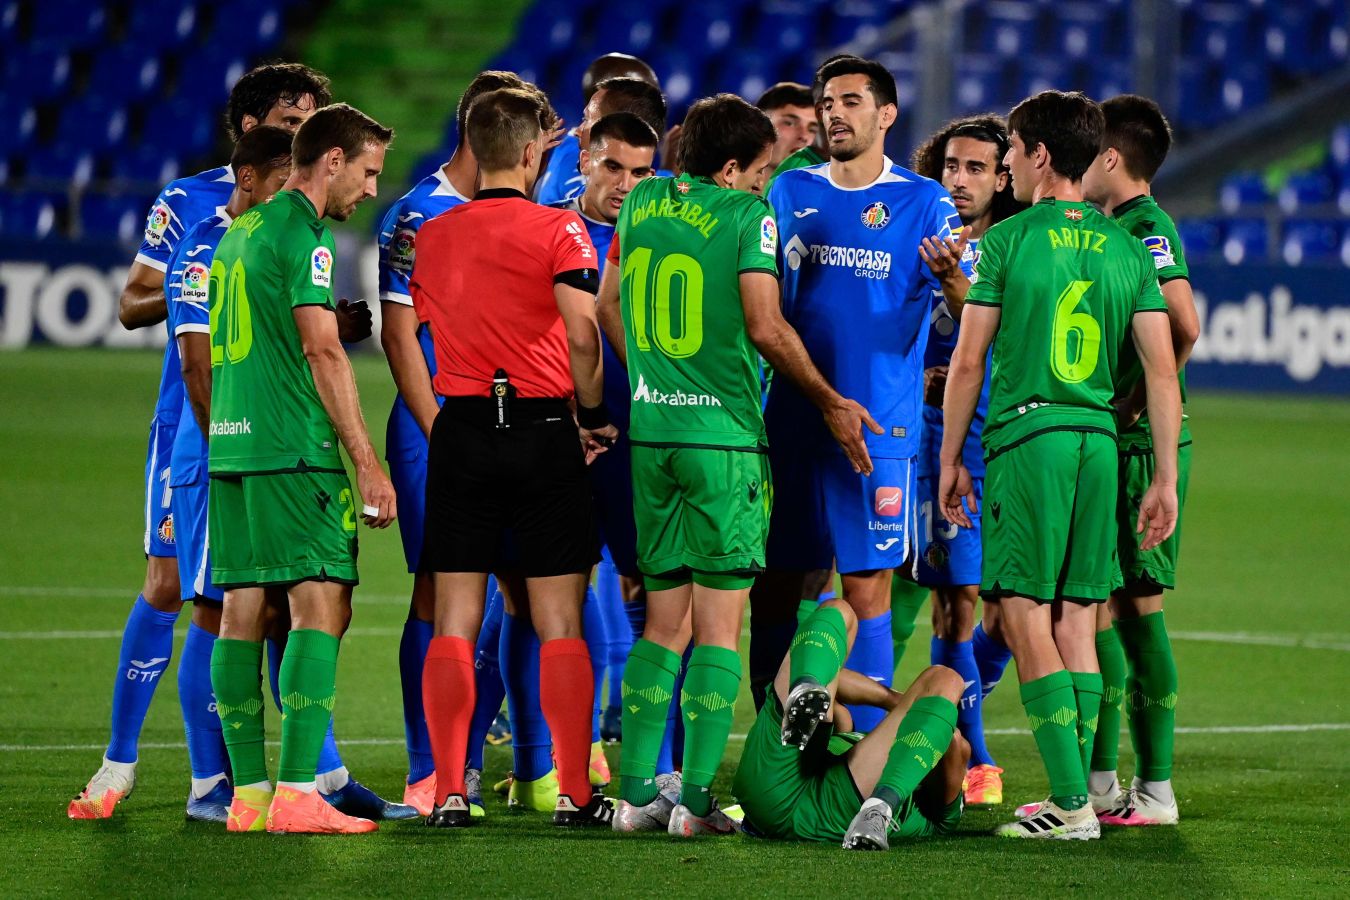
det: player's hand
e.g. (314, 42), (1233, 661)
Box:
(938, 462), (977, 529)
(823, 397), (882, 475)
(336, 298), (374, 343)
(580, 424), (619, 465)
(919, 231), (969, 282)
(545, 119), (568, 151)
(924, 365), (949, 408)
(1136, 479), (1178, 550)
(356, 463), (397, 528)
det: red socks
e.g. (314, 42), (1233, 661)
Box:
(423, 635), (475, 805)
(539, 638), (595, 804)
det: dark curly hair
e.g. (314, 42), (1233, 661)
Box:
(910, 114), (1025, 225)
(225, 62), (332, 140)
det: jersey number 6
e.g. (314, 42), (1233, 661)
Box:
(1050, 279), (1100, 384)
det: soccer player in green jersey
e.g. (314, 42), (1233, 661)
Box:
(756, 82), (818, 173)
(598, 93), (880, 837)
(938, 90), (1182, 840)
(207, 103), (398, 835)
(733, 600), (969, 851)
(1081, 95), (1200, 827)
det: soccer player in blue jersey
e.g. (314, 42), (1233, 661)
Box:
(535, 53), (659, 205)
(162, 125), (295, 821)
(70, 63), (333, 820)
(909, 115), (1027, 807)
(761, 56), (972, 735)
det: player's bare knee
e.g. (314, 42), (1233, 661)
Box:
(946, 730), (971, 768)
(920, 664), (965, 703)
(141, 558), (181, 609)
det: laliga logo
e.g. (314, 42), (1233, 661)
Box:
(861, 201), (890, 230)
(785, 234), (808, 271)
(313, 247), (332, 273)
(394, 230), (414, 256)
(182, 263), (207, 291)
(147, 205), (169, 231)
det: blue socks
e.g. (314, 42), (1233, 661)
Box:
(594, 561), (631, 711)
(972, 622), (1013, 701)
(932, 636), (994, 767)
(178, 622), (227, 780)
(266, 636), (344, 777)
(843, 611), (894, 733)
(399, 616), (435, 782)
(582, 586), (607, 743)
(499, 611), (553, 781)
(467, 587), (507, 771)
(107, 595), (178, 764)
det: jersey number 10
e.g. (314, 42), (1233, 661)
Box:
(1050, 279), (1100, 384)
(209, 258), (253, 366)
(623, 247), (705, 359)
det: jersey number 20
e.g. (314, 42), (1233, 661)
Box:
(1050, 280), (1100, 384)
(209, 258), (253, 366)
(623, 247), (704, 359)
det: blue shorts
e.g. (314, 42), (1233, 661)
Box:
(765, 452), (916, 575)
(914, 474), (984, 587)
(143, 417), (177, 559)
(389, 444), (429, 574)
(591, 433), (640, 577)
(169, 477), (222, 602)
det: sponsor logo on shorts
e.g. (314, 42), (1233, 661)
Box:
(1143, 234), (1175, 269)
(760, 216), (777, 255)
(210, 417), (253, 435)
(874, 486), (903, 517)
(861, 201), (891, 229)
(631, 373), (722, 408)
(157, 514), (175, 545)
(144, 202), (171, 246)
(312, 246), (333, 287)
(179, 261), (209, 302)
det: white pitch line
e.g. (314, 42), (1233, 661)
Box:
(4, 723), (1347, 753)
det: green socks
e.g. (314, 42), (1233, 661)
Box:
(276, 629), (339, 784)
(1020, 670), (1088, 809)
(1070, 671), (1104, 779)
(873, 696), (957, 811)
(1118, 611), (1178, 782)
(211, 638), (268, 787)
(790, 605), (847, 688)
(680, 645), (742, 817)
(620, 638), (681, 807)
(1091, 627), (1127, 773)
(889, 577), (928, 667)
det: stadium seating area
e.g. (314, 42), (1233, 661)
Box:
(3, 0), (1348, 266)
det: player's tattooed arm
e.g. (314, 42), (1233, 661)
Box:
(118, 261), (169, 329)
(919, 232), (971, 318)
(177, 332), (212, 434)
(380, 302), (439, 438)
(939, 303), (999, 528)
(741, 271), (882, 475)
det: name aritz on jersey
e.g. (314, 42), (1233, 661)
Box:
(784, 234), (892, 279)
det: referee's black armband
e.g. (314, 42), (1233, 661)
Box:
(577, 401), (611, 430)
(555, 268), (600, 295)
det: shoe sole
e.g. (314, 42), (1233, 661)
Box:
(843, 834), (888, 851)
(781, 685), (832, 750)
(996, 826), (1100, 840)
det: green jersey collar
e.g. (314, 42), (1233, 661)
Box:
(1112, 194), (1154, 217)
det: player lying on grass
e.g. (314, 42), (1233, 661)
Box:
(732, 599), (968, 850)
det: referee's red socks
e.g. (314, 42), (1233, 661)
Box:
(423, 635), (476, 805)
(540, 638), (596, 803)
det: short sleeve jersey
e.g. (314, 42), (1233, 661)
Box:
(609, 173), (778, 450)
(965, 199), (1168, 458)
(765, 159), (970, 460)
(207, 190), (343, 475)
(410, 189), (598, 399)
(1110, 194), (1191, 449)
(763, 145), (826, 199)
(535, 133), (585, 206)
(166, 212), (229, 487)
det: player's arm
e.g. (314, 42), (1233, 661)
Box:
(380, 302), (439, 438)
(741, 271), (882, 475)
(939, 303), (999, 528)
(294, 305), (396, 528)
(1130, 309), (1181, 550)
(835, 668), (904, 711)
(556, 278), (618, 457)
(1117, 277), (1200, 424)
(596, 262), (626, 368)
(178, 332), (211, 433)
(118, 261), (168, 329)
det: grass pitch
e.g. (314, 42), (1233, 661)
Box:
(1, 349), (1347, 897)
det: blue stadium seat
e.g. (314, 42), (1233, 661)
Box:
(0, 191), (63, 240)
(1278, 171), (1336, 213)
(678, 1), (744, 56)
(1053, 3), (1113, 61)
(1218, 64), (1270, 118)
(717, 51), (783, 103)
(646, 50), (703, 108)
(128, 1), (199, 49)
(0, 96), (38, 157)
(57, 96), (130, 152)
(1281, 219), (1341, 265)
(591, 3), (664, 56)
(3, 46), (74, 101)
(1084, 58), (1133, 102)
(29, 1), (106, 48)
(89, 48), (164, 103)
(106, 145), (181, 187)
(210, 0), (284, 54)
(1017, 56), (1070, 99)
(1184, 3), (1259, 63)
(81, 193), (152, 243)
(175, 52), (249, 107)
(1221, 217), (1269, 265)
(1220, 171), (1270, 214)
(826, 0), (892, 48)
(533, 0), (587, 56)
(1330, 122), (1350, 168)
(1176, 218), (1224, 260)
(157, 100), (218, 158)
(0, 0), (20, 45)
(952, 56), (1009, 114)
(972, 3), (1042, 56)
(25, 144), (96, 189)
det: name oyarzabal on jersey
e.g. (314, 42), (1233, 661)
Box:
(766, 159), (970, 461)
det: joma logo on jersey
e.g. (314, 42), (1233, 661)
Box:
(788, 239), (893, 279)
(631, 374), (723, 408)
(874, 487), (903, 517)
(861, 201), (891, 229)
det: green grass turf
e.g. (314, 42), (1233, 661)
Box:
(1, 348), (1347, 897)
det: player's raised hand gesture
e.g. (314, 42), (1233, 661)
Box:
(938, 461), (977, 529)
(919, 230), (970, 282)
(824, 398), (883, 475)
(357, 462), (398, 528)
(1136, 479), (1178, 550)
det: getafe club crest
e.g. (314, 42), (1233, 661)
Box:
(861, 201), (891, 229)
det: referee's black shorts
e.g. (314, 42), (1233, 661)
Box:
(422, 397), (600, 577)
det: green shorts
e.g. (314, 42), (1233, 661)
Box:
(630, 445), (770, 586)
(981, 429), (1121, 603)
(1117, 439), (1192, 591)
(731, 694), (961, 843)
(208, 470), (358, 589)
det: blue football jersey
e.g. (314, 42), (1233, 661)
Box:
(376, 166), (472, 456)
(535, 133), (584, 206)
(766, 159), (970, 460)
(924, 234), (989, 475)
(165, 213), (229, 488)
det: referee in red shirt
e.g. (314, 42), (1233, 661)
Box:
(410, 86), (618, 828)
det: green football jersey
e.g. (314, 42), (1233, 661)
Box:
(208, 190), (343, 475)
(615, 173), (779, 450)
(1110, 194), (1191, 449)
(965, 198), (1167, 457)
(763, 145), (825, 197)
